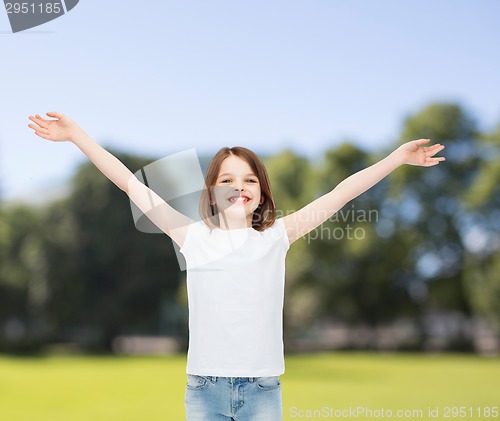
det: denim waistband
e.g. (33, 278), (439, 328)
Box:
(195, 376), (255, 383)
(188, 375), (279, 384)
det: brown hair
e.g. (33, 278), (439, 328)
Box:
(199, 146), (276, 231)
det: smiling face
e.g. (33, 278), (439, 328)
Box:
(212, 155), (263, 229)
(199, 146), (276, 231)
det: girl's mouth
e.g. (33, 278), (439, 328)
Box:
(228, 195), (250, 203)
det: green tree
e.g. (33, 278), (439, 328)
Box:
(388, 102), (482, 349)
(41, 150), (186, 351)
(0, 204), (48, 351)
(462, 122), (500, 334)
(297, 143), (418, 331)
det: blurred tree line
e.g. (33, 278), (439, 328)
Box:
(1, 102), (499, 354)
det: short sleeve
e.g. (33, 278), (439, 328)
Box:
(179, 220), (204, 256)
(275, 218), (290, 251)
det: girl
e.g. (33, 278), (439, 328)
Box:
(28, 112), (445, 421)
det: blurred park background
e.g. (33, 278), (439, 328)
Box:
(1, 0), (500, 419)
(2, 101), (500, 356)
(1, 101), (500, 420)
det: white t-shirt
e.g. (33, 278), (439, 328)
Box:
(179, 217), (290, 377)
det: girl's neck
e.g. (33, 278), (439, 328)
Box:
(218, 214), (253, 230)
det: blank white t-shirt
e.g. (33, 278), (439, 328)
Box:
(179, 218), (290, 377)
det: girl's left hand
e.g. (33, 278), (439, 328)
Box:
(396, 138), (446, 167)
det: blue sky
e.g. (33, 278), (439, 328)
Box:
(1, 0), (499, 203)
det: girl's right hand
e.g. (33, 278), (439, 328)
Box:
(28, 112), (81, 142)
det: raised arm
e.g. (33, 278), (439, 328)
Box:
(28, 112), (193, 247)
(282, 139), (446, 245)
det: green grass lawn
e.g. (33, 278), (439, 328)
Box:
(1, 352), (499, 420)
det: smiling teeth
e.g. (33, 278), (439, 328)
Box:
(229, 197), (248, 202)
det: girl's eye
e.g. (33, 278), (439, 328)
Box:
(220, 179), (257, 183)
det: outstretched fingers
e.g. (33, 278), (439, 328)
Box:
(28, 116), (50, 135)
(29, 115), (48, 129)
(425, 156), (446, 166)
(425, 144), (445, 157)
(28, 123), (49, 135)
(46, 111), (63, 119)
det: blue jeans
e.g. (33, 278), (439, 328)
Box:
(184, 374), (282, 420)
